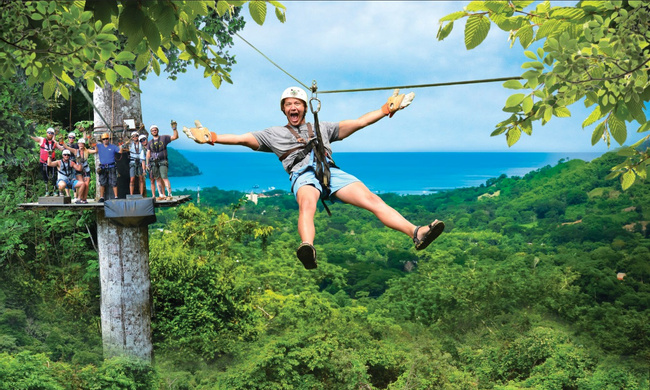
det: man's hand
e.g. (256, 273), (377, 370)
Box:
(182, 120), (217, 145)
(381, 89), (415, 118)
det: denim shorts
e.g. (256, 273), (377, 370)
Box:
(290, 165), (359, 202)
(57, 177), (79, 189)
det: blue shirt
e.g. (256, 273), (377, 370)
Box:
(97, 143), (121, 165)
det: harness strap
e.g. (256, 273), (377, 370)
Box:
(279, 123), (315, 161)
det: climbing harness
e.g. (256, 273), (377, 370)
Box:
(309, 82), (337, 216)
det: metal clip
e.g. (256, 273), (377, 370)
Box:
(309, 80), (320, 114)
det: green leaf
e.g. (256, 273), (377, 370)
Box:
(464, 14), (491, 50)
(142, 16), (161, 51)
(515, 24), (534, 48)
(637, 121), (650, 133)
(211, 74), (221, 89)
(151, 58), (160, 76)
(274, 6), (286, 23)
(582, 106), (602, 128)
(437, 21), (454, 41)
(553, 107), (571, 118)
(156, 47), (169, 64)
(439, 11), (467, 22)
(113, 64), (133, 79)
(506, 127), (522, 147)
(119, 85), (131, 100)
(43, 77), (56, 99)
(59, 72), (75, 87)
(505, 93), (525, 108)
(524, 50), (536, 60)
(248, 0), (267, 26)
(592, 122), (606, 145)
(621, 170), (636, 190)
(105, 68), (117, 85)
(114, 51), (135, 62)
(608, 112), (627, 145)
(522, 96), (533, 113)
(626, 99), (647, 124)
(503, 79), (524, 89)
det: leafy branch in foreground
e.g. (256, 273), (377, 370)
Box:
(437, 0), (650, 189)
(0, 1), (286, 100)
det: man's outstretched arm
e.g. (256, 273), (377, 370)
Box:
(338, 89), (415, 140)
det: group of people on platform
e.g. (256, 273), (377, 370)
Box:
(31, 122), (178, 203)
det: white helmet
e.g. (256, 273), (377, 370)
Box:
(68, 132), (76, 138)
(280, 87), (308, 111)
(78, 138), (86, 144)
(150, 125), (159, 131)
(46, 127), (55, 134)
(131, 131), (139, 137)
(62, 149), (71, 156)
(138, 134), (147, 141)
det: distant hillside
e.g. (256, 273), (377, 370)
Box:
(167, 147), (200, 177)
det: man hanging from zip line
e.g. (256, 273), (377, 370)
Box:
(183, 87), (444, 269)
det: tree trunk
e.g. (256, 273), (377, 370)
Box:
(94, 80), (153, 362)
(96, 216), (152, 361)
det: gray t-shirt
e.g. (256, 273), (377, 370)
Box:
(252, 121), (339, 174)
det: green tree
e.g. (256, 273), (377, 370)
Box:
(438, 1), (650, 189)
(0, 0), (286, 176)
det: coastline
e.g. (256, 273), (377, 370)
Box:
(169, 151), (602, 195)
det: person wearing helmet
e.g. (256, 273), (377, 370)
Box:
(93, 132), (121, 202)
(61, 137), (94, 201)
(31, 127), (66, 196)
(145, 122), (178, 201)
(46, 149), (88, 203)
(139, 135), (164, 198)
(124, 131), (146, 195)
(183, 87), (444, 270)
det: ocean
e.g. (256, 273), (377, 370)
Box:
(169, 151), (602, 195)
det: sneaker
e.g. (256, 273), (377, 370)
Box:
(98, 197), (105, 203)
(80, 199), (88, 204)
(74, 199), (83, 204)
(58, 192), (64, 197)
(72, 197), (78, 203)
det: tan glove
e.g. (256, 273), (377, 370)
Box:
(182, 120), (217, 145)
(381, 89), (415, 118)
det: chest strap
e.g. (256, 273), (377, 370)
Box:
(278, 123), (315, 162)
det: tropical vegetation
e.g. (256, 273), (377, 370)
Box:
(2, 144), (649, 388)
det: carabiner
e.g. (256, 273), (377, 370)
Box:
(309, 97), (321, 114)
(309, 80), (321, 114)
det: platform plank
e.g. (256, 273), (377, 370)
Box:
(18, 195), (191, 211)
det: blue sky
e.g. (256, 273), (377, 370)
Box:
(141, 1), (645, 153)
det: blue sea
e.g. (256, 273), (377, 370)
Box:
(170, 151), (602, 195)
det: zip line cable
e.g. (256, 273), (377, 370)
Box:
(318, 77), (523, 94)
(229, 23), (522, 93)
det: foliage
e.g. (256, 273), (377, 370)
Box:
(0, 1), (286, 100)
(3, 151), (650, 388)
(438, 1), (650, 189)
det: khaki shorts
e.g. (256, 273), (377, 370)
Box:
(150, 160), (168, 179)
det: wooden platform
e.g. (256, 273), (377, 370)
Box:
(18, 195), (191, 211)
